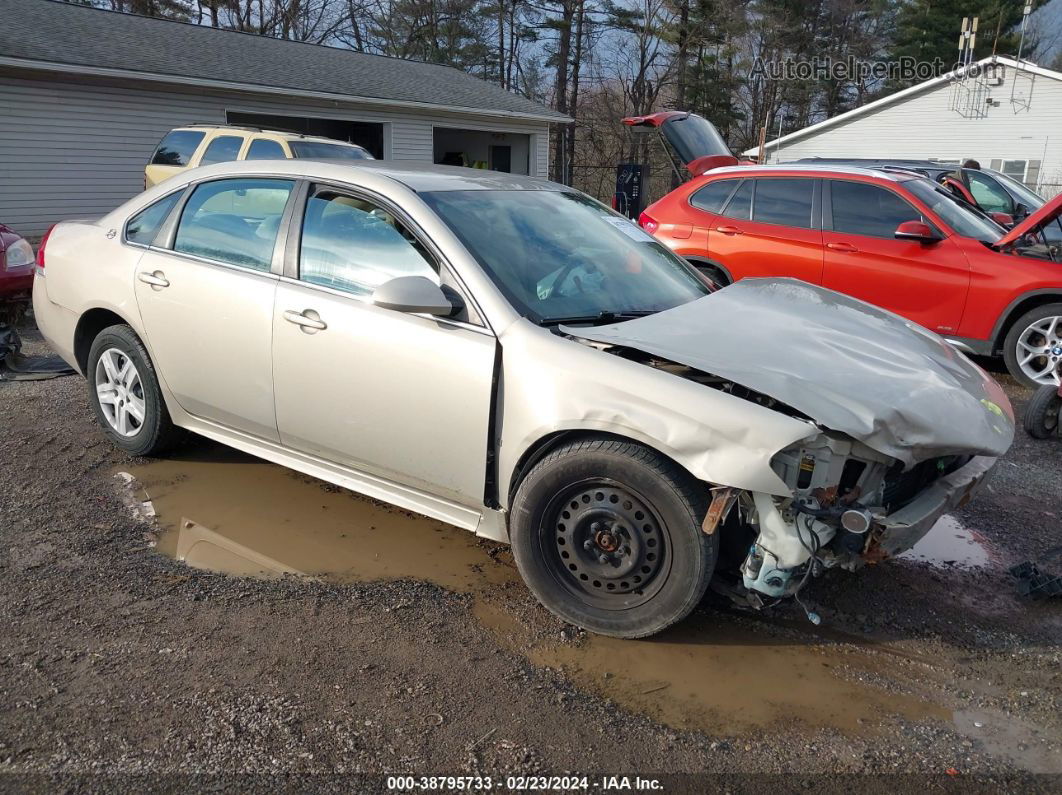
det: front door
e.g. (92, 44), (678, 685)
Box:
(821, 179), (970, 335)
(271, 185), (496, 505)
(133, 177), (296, 441)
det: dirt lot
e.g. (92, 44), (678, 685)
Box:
(2, 322), (1061, 791)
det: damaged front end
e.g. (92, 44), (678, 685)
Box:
(559, 279), (1015, 614)
(727, 435), (996, 608)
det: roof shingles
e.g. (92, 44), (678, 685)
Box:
(0, 0), (567, 121)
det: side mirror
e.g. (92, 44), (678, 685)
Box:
(372, 275), (456, 317)
(894, 220), (941, 244)
(1014, 202), (1031, 219)
(990, 211), (1015, 228)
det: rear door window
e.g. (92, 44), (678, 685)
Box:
(246, 138), (288, 160)
(751, 178), (815, 228)
(150, 130), (206, 167)
(721, 180), (752, 220)
(199, 135), (245, 166)
(125, 192), (182, 246)
(173, 178), (294, 271)
(690, 179), (739, 214)
(830, 181), (923, 238)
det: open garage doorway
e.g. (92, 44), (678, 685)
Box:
(434, 127), (530, 174)
(227, 112), (385, 158)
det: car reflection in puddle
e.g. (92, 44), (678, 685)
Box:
(121, 442), (949, 735)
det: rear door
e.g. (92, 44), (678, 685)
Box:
(821, 179), (971, 335)
(704, 177), (824, 283)
(134, 176), (296, 441)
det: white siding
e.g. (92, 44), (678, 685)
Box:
(761, 69), (1062, 196)
(0, 70), (551, 236)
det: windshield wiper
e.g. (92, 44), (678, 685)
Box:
(543, 310), (659, 326)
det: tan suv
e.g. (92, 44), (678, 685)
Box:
(145, 124), (373, 188)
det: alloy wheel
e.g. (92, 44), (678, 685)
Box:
(1016, 315), (1062, 386)
(95, 348), (146, 437)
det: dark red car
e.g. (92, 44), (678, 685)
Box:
(640, 163), (1062, 388)
(0, 223), (35, 304)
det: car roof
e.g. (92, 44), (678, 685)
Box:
(172, 157), (564, 192)
(703, 164), (917, 181)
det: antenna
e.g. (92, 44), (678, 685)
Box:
(951, 16), (989, 118)
(1017, 2), (1033, 64)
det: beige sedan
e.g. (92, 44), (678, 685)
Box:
(33, 160), (1013, 637)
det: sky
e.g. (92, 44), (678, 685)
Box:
(1031, 0), (1062, 65)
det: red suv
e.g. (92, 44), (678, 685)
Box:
(641, 165), (1062, 387)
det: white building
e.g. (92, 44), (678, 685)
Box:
(743, 56), (1062, 197)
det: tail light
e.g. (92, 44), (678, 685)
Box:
(36, 224), (56, 269)
(638, 211), (660, 235)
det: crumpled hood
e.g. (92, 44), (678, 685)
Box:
(563, 279), (1014, 466)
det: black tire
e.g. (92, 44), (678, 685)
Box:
(1003, 303), (1062, 389)
(86, 324), (185, 456)
(1023, 385), (1062, 439)
(694, 263), (730, 288)
(509, 437), (716, 638)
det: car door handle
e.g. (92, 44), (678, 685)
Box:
(283, 309), (327, 331)
(137, 271), (169, 288)
(715, 225), (744, 235)
(827, 242), (859, 253)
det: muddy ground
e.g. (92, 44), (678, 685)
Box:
(1, 323), (1061, 792)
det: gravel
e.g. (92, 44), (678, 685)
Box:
(1, 324), (1060, 790)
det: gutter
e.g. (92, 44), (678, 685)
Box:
(0, 56), (574, 125)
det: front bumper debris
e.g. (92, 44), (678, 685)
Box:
(868, 455), (997, 560)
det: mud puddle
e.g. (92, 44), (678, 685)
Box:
(121, 443), (950, 734)
(900, 514), (992, 569)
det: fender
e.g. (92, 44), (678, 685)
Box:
(990, 288), (1062, 349)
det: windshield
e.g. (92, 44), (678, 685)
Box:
(905, 178), (1003, 244)
(289, 141), (373, 160)
(422, 189), (711, 324)
(984, 169), (1045, 209)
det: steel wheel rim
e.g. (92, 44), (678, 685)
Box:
(1016, 316), (1062, 386)
(540, 479), (670, 611)
(94, 348), (146, 437)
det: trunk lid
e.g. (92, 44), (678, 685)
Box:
(622, 112), (738, 176)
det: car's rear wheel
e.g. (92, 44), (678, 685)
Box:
(509, 437), (716, 638)
(693, 262), (730, 288)
(87, 324), (184, 456)
(1004, 303), (1062, 388)
(1023, 385), (1062, 439)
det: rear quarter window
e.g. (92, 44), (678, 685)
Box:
(125, 191), (183, 246)
(150, 130), (206, 167)
(690, 179), (739, 213)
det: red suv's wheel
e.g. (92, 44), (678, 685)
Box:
(1004, 303), (1062, 389)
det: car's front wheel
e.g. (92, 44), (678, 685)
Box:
(87, 324), (184, 456)
(1004, 303), (1062, 388)
(509, 437), (716, 638)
